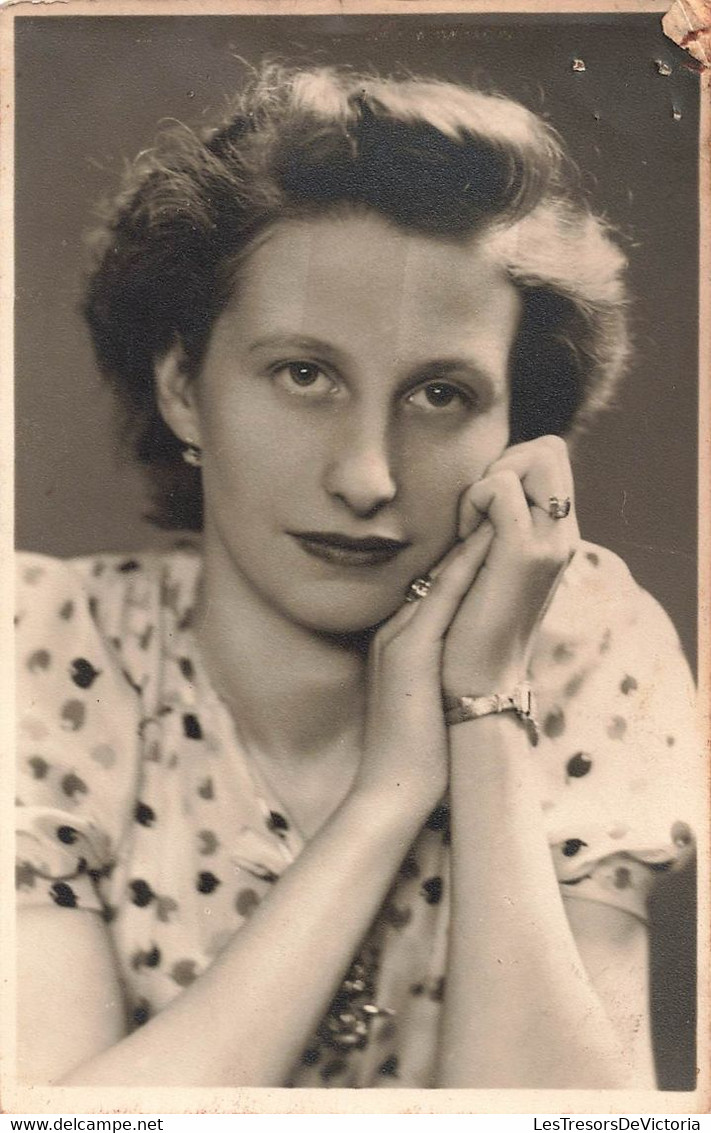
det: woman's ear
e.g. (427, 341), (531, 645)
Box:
(154, 345), (202, 446)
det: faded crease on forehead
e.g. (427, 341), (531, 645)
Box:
(218, 212), (522, 375)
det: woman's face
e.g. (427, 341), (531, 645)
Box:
(163, 212), (521, 634)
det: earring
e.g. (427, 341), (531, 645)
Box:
(181, 440), (202, 468)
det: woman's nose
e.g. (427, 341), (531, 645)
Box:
(323, 424), (397, 516)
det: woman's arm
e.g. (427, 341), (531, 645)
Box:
(437, 713), (655, 1088)
(436, 435), (655, 1088)
(19, 789), (429, 1087)
(18, 519), (501, 1087)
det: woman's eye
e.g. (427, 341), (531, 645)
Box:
(272, 361), (337, 397)
(407, 382), (470, 413)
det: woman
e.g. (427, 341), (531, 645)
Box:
(15, 64), (700, 1089)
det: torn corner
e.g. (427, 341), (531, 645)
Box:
(663, 0), (711, 68)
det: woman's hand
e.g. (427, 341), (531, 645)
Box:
(352, 520), (497, 817)
(443, 434), (580, 697)
(351, 435), (578, 813)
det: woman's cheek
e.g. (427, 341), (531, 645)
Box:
(403, 434), (488, 512)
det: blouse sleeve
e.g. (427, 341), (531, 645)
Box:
(15, 553), (143, 914)
(530, 544), (703, 923)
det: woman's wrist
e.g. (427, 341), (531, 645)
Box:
(448, 709), (536, 784)
(443, 668), (529, 700)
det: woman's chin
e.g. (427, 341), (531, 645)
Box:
(287, 588), (404, 639)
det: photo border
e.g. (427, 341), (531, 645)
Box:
(1, 0), (708, 1116)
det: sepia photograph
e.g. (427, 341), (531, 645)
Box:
(2, 0), (708, 1114)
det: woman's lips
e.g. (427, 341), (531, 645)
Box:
(290, 531), (410, 567)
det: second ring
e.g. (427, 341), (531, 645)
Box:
(405, 575), (434, 602)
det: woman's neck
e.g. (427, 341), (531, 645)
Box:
(194, 539), (368, 767)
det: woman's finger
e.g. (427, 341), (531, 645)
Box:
(486, 436), (575, 530)
(465, 469), (533, 539)
(378, 521), (494, 647)
(406, 520), (495, 642)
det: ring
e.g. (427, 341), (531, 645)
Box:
(548, 496), (571, 520)
(405, 575), (433, 602)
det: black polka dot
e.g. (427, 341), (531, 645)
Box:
(235, 888), (260, 917)
(132, 944), (161, 970)
(138, 625), (154, 651)
(27, 648), (51, 672)
(585, 552), (600, 567)
(70, 658), (101, 689)
(666, 735), (676, 747)
(671, 821), (693, 848)
(429, 977), (446, 1003)
(56, 825), (78, 844)
(301, 1048), (321, 1066)
(171, 959), (198, 987)
(102, 905), (117, 924)
(377, 1018), (397, 1044)
(409, 982), (425, 997)
(421, 876), (443, 905)
(425, 803), (449, 831)
(178, 608), (194, 631)
(132, 999), (151, 1026)
(198, 829), (219, 855)
(183, 713), (203, 740)
(607, 715), (627, 739)
(321, 1059), (347, 1081)
(544, 708), (566, 739)
(129, 879), (155, 907)
(268, 810), (289, 832)
(16, 862), (36, 889)
(179, 657), (195, 682)
(135, 801), (156, 827)
(399, 856), (420, 880)
(197, 777), (214, 800)
(379, 1055), (399, 1077)
(145, 945), (161, 967)
(614, 866), (632, 889)
(156, 896), (178, 922)
(562, 838), (588, 857)
(118, 559), (140, 573)
(61, 771), (88, 797)
(197, 871), (221, 894)
(51, 882), (77, 908)
(384, 903), (412, 928)
(566, 752), (593, 779)
(564, 673), (585, 698)
(28, 756), (49, 779)
(60, 702), (86, 733)
(620, 674), (638, 695)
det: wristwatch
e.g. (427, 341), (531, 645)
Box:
(443, 681), (538, 739)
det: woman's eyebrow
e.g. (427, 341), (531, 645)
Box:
(247, 334), (346, 360)
(412, 358), (496, 380)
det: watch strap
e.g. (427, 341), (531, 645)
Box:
(443, 682), (538, 736)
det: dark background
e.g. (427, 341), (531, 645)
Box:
(14, 12), (700, 1089)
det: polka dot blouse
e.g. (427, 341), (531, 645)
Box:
(15, 543), (701, 1087)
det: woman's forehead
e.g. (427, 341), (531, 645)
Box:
(219, 212), (521, 366)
